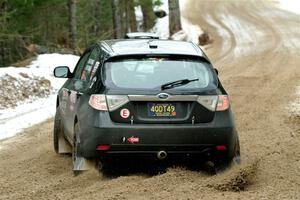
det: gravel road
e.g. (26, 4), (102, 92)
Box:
(0, 1), (299, 199)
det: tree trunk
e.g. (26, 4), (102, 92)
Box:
(111, 0), (122, 39)
(122, 1), (128, 34)
(93, 0), (101, 37)
(140, 0), (155, 31)
(68, 0), (77, 50)
(0, 0), (8, 66)
(128, 0), (137, 32)
(168, 0), (182, 36)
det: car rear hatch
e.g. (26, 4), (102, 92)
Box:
(90, 56), (224, 124)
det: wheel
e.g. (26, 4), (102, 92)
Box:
(214, 136), (241, 173)
(53, 110), (61, 154)
(96, 158), (115, 175)
(72, 122), (94, 174)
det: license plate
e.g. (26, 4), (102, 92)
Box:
(148, 103), (176, 117)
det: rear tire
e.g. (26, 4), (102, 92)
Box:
(97, 158), (117, 176)
(214, 136), (241, 172)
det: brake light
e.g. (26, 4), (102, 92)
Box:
(89, 94), (108, 111)
(96, 144), (110, 150)
(197, 95), (229, 111)
(216, 145), (227, 150)
(216, 95), (229, 111)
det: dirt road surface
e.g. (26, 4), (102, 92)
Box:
(0, 1), (299, 199)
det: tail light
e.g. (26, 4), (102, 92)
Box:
(106, 95), (129, 111)
(197, 96), (218, 111)
(197, 95), (229, 111)
(89, 95), (129, 111)
(216, 95), (230, 111)
(89, 94), (108, 111)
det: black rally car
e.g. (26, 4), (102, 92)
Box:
(53, 34), (240, 172)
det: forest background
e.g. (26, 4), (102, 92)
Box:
(0, 0), (183, 67)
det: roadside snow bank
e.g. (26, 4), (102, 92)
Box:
(152, 0), (205, 44)
(0, 54), (79, 140)
(25, 54), (79, 90)
(0, 95), (57, 139)
(0, 74), (51, 109)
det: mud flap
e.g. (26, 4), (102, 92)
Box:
(73, 156), (94, 171)
(58, 134), (72, 154)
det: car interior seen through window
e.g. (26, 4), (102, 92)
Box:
(104, 58), (213, 90)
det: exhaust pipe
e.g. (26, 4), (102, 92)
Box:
(157, 151), (167, 160)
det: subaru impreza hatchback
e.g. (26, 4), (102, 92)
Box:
(53, 34), (240, 173)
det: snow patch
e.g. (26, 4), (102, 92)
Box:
(26, 54), (79, 90)
(262, 8), (300, 50)
(277, 0), (300, 14)
(152, 0), (204, 44)
(0, 54), (79, 140)
(205, 14), (231, 54)
(0, 95), (56, 140)
(218, 9), (267, 57)
(180, 17), (204, 44)
(134, 5), (143, 32)
(152, 12), (170, 39)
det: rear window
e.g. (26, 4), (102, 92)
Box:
(103, 57), (216, 90)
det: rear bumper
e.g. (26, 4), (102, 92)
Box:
(78, 109), (237, 159)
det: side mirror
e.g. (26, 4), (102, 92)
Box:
(54, 66), (72, 78)
(214, 68), (219, 75)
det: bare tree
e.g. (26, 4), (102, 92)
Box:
(68, 0), (77, 50)
(111, 0), (122, 39)
(168, 0), (182, 36)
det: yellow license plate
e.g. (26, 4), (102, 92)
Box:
(148, 103), (177, 117)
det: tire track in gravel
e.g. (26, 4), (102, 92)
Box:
(210, 2), (237, 62)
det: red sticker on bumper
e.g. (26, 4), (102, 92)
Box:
(127, 136), (139, 143)
(120, 108), (130, 119)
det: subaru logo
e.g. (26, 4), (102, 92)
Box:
(157, 93), (169, 99)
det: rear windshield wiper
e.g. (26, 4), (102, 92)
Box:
(161, 78), (199, 90)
